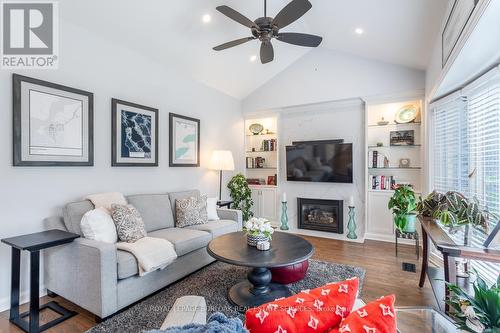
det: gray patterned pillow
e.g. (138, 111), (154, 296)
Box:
(175, 195), (208, 228)
(111, 204), (147, 243)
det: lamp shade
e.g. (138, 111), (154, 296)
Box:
(209, 150), (235, 171)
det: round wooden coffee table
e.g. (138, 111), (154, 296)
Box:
(207, 231), (314, 311)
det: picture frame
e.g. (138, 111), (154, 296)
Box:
(111, 99), (158, 167)
(169, 113), (200, 167)
(390, 130), (415, 146)
(13, 74), (93, 166)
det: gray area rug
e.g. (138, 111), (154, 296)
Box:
(87, 260), (365, 333)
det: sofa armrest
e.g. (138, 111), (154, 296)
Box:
(217, 208), (242, 229)
(44, 237), (118, 318)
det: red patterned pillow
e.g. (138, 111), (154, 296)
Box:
(329, 295), (397, 333)
(245, 277), (359, 333)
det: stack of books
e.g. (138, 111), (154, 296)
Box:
(368, 150), (388, 168)
(261, 139), (277, 151)
(369, 175), (396, 191)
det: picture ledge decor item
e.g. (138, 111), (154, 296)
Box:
(112, 99), (158, 167)
(169, 113), (200, 167)
(13, 74), (94, 166)
(390, 130), (415, 146)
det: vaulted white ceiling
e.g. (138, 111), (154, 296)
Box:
(60, 0), (447, 99)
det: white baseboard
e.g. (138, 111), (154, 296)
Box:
(277, 228), (366, 243)
(0, 287), (47, 313)
(365, 232), (420, 246)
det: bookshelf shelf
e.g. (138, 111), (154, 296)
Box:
(246, 167), (277, 170)
(368, 167), (421, 170)
(367, 144), (422, 148)
(245, 150), (276, 153)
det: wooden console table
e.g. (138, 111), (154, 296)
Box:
(418, 216), (500, 312)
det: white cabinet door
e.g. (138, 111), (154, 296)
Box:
(260, 188), (277, 221)
(367, 192), (394, 237)
(250, 188), (261, 218)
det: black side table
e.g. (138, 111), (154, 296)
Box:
(216, 200), (233, 209)
(1, 229), (79, 333)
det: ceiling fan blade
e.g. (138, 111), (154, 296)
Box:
(260, 41), (274, 64)
(216, 6), (258, 29)
(272, 0), (312, 30)
(276, 32), (322, 47)
(213, 37), (255, 51)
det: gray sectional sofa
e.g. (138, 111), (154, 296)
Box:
(43, 190), (242, 319)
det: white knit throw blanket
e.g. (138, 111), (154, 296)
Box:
(116, 237), (177, 276)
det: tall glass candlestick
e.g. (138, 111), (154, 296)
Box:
(280, 201), (289, 230)
(347, 206), (357, 239)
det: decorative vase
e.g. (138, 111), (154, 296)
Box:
(280, 201), (289, 230)
(403, 214), (417, 233)
(347, 206), (357, 239)
(247, 233), (269, 247)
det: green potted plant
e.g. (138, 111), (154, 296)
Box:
(446, 272), (500, 333)
(227, 173), (253, 222)
(388, 185), (417, 232)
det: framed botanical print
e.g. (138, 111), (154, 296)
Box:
(112, 99), (158, 166)
(13, 74), (93, 166)
(169, 113), (200, 167)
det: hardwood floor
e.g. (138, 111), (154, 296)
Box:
(0, 237), (435, 333)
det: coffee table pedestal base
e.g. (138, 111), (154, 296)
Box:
(228, 267), (293, 312)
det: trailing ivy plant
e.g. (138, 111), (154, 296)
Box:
(227, 173), (254, 222)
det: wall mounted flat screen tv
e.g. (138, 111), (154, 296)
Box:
(286, 141), (353, 183)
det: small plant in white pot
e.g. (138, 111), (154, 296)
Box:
(244, 217), (274, 246)
(388, 185), (418, 233)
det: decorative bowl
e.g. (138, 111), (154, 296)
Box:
(247, 233), (269, 247)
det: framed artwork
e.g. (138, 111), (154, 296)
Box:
(13, 74), (93, 166)
(169, 113), (200, 167)
(390, 130), (415, 146)
(112, 99), (158, 166)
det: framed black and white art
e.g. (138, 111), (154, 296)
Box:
(169, 113), (200, 167)
(13, 74), (94, 166)
(112, 99), (158, 167)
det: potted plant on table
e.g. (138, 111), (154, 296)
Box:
(244, 217), (274, 247)
(388, 185), (417, 233)
(227, 173), (254, 222)
(446, 272), (500, 333)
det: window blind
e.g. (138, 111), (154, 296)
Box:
(431, 67), (500, 284)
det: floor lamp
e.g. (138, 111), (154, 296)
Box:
(209, 150), (235, 201)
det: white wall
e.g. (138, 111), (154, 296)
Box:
(277, 100), (365, 241)
(0, 20), (244, 311)
(242, 47), (425, 113)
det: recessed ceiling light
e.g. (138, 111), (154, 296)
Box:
(249, 55), (257, 62)
(202, 14), (211, 23)
(355, 28), (364, 35)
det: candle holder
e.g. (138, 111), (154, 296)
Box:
(347, 206), (357, 239)
(280, 201), (289, 230)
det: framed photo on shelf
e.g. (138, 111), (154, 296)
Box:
(112, 99), (158, 166)
(390, 130), (415, 146)
(13, 74), (94, 166)
(169, 113), (200, 167)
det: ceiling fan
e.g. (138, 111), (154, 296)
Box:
(212, 0), (322, 64)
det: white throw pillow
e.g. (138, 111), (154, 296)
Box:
(80, 208), (118, 243)
(206, 197), (220, 221)
(85, 192), (127, 213)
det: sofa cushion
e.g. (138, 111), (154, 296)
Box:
(187, 220), (238, 239)
(127, 194), (174, 232)
(117, 249), (139, 279)
(168, 190), (200, 221)
(63, 200), (94, 235)
(149, 228), (211, 256)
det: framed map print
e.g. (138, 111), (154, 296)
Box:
(169, 113), (200, 167)
(13, 74), (94, 166)
(112, 99), (158, 166)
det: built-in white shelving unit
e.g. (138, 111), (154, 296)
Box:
(364, 99), (425, 242)
(244, 117), (279, 221)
